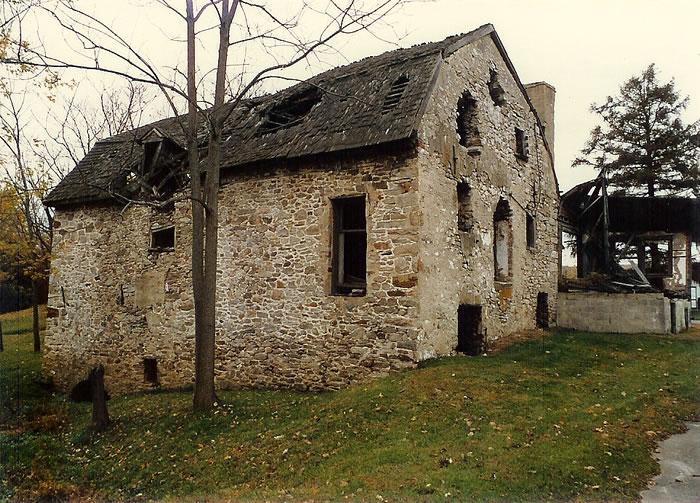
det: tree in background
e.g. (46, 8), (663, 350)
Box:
(0, 65), (151, 350)
(575, 64), (700, 196)
(0, 183), (50, 351)
(0, 77), (54, 352)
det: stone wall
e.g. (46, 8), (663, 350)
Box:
(413, 35), (560, 358)
(670, 299), (691, 333)
(46, 151), (420, 394)
(45, 35), (561, 394)
(558, 292), (672, 334)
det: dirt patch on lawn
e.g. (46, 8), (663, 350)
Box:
(487, 328), (552, 354)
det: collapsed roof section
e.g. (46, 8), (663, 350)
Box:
(560, 178), (700, 296)
(44, 23), (553, 208)
(561, 180), (700, 242)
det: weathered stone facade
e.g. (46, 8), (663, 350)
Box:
(45, 29), (559, 394)
(413, 35), (559, 358)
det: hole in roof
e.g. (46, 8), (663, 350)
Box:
(382, 75), (410, 112)
(256, 87), (322, 136)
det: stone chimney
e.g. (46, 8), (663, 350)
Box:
(524, 82), (555, 160)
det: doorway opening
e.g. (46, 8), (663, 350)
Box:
(144, 358), (158, 384)
(536, 292), (549, 328)
(457, 304), (484, 356)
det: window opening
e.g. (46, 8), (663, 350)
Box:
(257, 87), (322, 136)
(456, 91), (480, 147)
(641, 239), (672, 277)
(493, 199), (512, 281)
(382, 75), (410, 112)
(332, 196), (367, 296)
(488, 69), (506, 106)
(457, 182), (473, 232)
(612, 236), (672, 277)
(150, 226), (175, 251)
(515, 128), (529, 160)
(143, 140), (161, 171)
(526, 213), (536, 249)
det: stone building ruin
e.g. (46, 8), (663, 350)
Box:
(44, 24), (559, 394)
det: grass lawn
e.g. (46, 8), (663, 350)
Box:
(0, 306), (46, 336)
(1, 317), (699, 502)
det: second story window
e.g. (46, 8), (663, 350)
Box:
(457, 181), (473, 232)
(526, 213), (536, 249)
(515, 128), (529, 160)
(456, 91), (480, 148)
(332, 196), (367, 296)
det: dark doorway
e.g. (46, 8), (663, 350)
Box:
(144, 358), (158, 384)
(457, 304), (483, 356)
(536, 292), (549, 328)
(670, 302), (677, 333)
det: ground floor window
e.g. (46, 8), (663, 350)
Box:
(332, 196), (367, 296)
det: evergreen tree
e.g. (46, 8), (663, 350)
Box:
(575, 64), (700, 196)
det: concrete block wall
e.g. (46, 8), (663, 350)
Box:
(558, 292), (678, 334)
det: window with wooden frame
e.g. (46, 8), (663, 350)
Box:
(150, 225), (175, 251)
(332, 196), (367, 296)
(493, 199), (513, 282)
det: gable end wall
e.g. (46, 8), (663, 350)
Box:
(413, 35), (560, 358)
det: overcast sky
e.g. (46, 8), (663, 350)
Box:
(16, 0), (700, 192)
(340, 0), (700, 191)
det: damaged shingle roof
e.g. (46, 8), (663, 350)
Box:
(45, 24), (506, 207)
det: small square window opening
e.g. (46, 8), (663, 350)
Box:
(150, 226), (175, 251)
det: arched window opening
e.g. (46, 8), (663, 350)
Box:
(493, 199), (512, 281)
(488, 69), (506, 106)
(456, 91), (480, 147)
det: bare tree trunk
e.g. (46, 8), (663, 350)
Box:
(0, 321), (4, 352)
(90, 365), (110, 431)
(31, 280), (40, 353)
(187, 0), (214, 411)
(191, 0), (237, 411)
